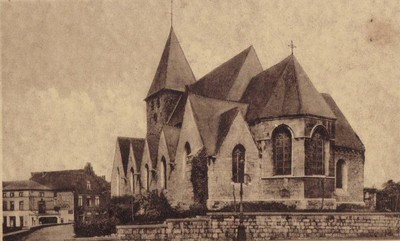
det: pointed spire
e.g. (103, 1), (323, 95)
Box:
(146, 28), (196, 99)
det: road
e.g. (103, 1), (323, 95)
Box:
(18, 224), (75, 241)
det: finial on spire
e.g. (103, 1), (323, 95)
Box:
(288, 40), (296, 55)
(170, 0), (173, 27)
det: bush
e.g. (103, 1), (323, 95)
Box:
(74, 217), (117, 237)
(133, 191), (175, 224)
(216, 201), (296, 212)
(336, 203), (365, 212)
(109, 195), (136, 224)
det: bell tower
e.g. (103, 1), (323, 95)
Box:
(145, 27), (196, 161)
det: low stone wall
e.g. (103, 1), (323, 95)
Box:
(116, 212), (400, 240)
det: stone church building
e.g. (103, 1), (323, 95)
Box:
(111, 27), (365, 210)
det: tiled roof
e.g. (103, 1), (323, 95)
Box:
(117, 137), (146, 175)
(188, 93), (248, 155)
(242, 54), (336, 121)
(30, 168), (109, 193)
(322, 93), (365, 151)
(163, 125), (180, 161)
(146, 27), (196, 99)
(189, 46), (262, 101)
(3, 180), (52, 191)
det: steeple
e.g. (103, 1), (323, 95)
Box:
(146, 27), (196, 99)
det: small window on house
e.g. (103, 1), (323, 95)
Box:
(19, 201), (24, 210)
(19, 192), (23, 197)
(3, 192), (6, 198)
(10, 201), (15, 211)
(3, 201), (7, 211)
(87, 181), (91, 190)
(232, 144), (246, 183)
(39, 192), (44, 197)
(10, 192), (14, 197)
(78, 196), (83, 207)
(86, 196), (91, 207)
(153, 113), (157, 122)
(151, 100), (154, 110)
(184, 142), (191, 156)
(95, 196), (100, 206)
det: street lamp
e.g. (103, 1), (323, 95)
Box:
(237, 172), (251, 241)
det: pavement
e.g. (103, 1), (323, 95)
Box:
(16, 224), (75, 241)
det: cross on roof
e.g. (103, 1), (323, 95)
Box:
(288, 40), (296, 55)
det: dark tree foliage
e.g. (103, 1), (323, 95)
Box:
(190, 147), (208, 214)
(377, 180), (400, 212)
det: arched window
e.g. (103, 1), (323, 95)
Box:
(130, 168), (135, 194)
(145, 164), (150, 191)
(305, 126), (327, 175)
(232, 145), (245, 183)
(161, 157), (167, 189)
(116, 168), (120, 196)
(272, 126), (292, 175)
(336, 159), (346, 189)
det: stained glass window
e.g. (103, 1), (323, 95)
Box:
(273, 127), (292, 175)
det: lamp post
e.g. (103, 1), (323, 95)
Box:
(237, 173), (251, 241)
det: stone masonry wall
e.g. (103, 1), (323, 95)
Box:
(117, 213), (400, 241)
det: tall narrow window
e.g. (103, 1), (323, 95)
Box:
(305, 126), (327, 175)
(86, 181), (91, 190)
(336, 159), (346, 189)
(161, 156), (167, 189)
(130, 168), (135, 194)
(19, 201), (24, 210)
(273, 126), (292, 175)
(184, 142), (191, 156)
(116, 168), (120, 196)
(232, 145), (245, 183)
(78, 196), (83, 207)
(95, 196), (100, 206)
(145, 164), (150, 191)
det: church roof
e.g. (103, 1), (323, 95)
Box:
(162, 125), (181, 161)
(322, 93), (365, 151)
(188, 93), (248, 155)
(167, 90), (188, 127)
(117, 137), (145, 175)
(242, 54), (336, 121)
(189, 46), (263, 101)
(3, 180), (52, 191)
(146, 27), (196, 99)
(146, 134), (159, 168)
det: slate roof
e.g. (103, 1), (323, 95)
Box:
(162, 125), (181, 161)
(3, 180), (52, 191)
(189, 46), (262, 101)
(322, 93), (365, 151)
(188, 93), (248, 155)
(117, 137), (145, 175)
(241, 54), (336, 122)
(30, 168), (109, 193)
(146, 27), (196, 99)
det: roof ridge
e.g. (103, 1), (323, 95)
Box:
(188, 91), (248, 106)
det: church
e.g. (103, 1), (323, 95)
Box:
(110, 27), (365, 210)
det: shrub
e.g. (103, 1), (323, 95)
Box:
(216, 201), (296, 212)
(336, 203), (365, 212)
(133, 191), (175, 224)
(74, 217), (117, 237)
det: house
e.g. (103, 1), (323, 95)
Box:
(30, 163), (110, 222)
(2, 180), (73, 229)
(111, 27), (365, 210)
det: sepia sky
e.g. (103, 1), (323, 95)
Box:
(2, 0), (400, 188)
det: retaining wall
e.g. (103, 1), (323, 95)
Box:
(117, 212), (400, 240)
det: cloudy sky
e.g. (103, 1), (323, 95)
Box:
(2, 0), (400, 188)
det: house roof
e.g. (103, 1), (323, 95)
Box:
(146, 27), (196, 99)
(30, 167), (109, 193)
(162, 125), (181, 161)
(188, 93), (248, 155)
(242, 54), (336, 122)
(117, 137), (146, 175)
(322, 93), (365, 151)
(189, 46), (262, 101)
(3, 180), (52, 191)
